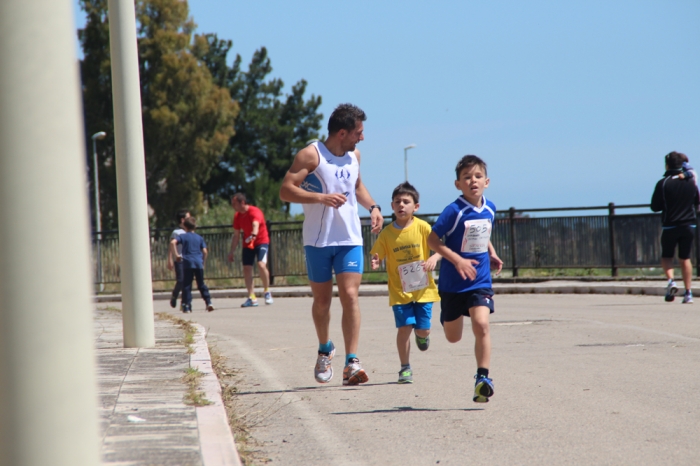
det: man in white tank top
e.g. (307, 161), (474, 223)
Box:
(280, 103), (383, 386)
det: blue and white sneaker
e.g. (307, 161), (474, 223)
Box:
(683, 290), (693, 304)
(473, 374), (494, 403)
(665, 281), (678, 302)
(241, 298), (259, 308)
(314, 341), (335, 383)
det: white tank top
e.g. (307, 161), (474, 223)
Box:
(301, 142), (363, 247)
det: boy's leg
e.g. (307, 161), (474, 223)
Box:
(182, 268), (194, 311)
(193, 268), (212, 304)
(396, 325), (413, 366)
(470, 306), (491, 369)
(413, 302), (432, 351)
(443, 317), (464, 343)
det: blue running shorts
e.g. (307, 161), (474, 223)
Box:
(439, 288), (495, 325)
(304, 245), (364, 283)
(391, 301), (433, 329)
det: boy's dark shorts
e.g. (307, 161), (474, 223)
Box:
(439, 288), (495, 325)
(661, 226), (695, 260)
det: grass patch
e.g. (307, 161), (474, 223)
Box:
(182, 367), (212, 407)
(156, 312), (197, 354)
(210, 346), (272, 465)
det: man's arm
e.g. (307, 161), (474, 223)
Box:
(280, 145), (347, 208)
(202, 247), (208, 264)
(228, 229), (240, 263)
(167, 241), (175, 270)
(354, 150), (383, 234)
(650, 180), (664, 212)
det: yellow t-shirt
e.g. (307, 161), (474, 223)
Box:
(370, 217), (440, 306)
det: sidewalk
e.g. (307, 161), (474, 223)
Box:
(95, 278), (695, 303)
(95, 308), (240, 466)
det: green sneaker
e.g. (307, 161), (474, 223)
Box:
(398, 367), (413, 384)
(415, 334), (430, 351)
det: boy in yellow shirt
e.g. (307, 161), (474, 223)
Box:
(370, 182), (440, 383)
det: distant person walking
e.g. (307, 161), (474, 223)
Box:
(651, 151), (699, 303)
(169, 217), (215, 313)
(167, 209), (190, 310)
(228, 193), (273, 307)
(280, 103), (383, 386)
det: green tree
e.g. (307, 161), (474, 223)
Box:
(79, 0), (237, 228)
(197, 35), (323, 217)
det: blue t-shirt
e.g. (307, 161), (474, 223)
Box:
(432, 195), (496, 293)
(176, 232), (207, 269)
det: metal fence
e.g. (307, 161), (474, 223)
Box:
(91, 203), (698, 285)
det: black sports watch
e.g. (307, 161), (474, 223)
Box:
(369, 205), (381, 214)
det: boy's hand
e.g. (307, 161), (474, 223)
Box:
(424, 255), (440, 272)
(489, 251), (503, 276)
(370, 253), (381, 270)
(455, 257), (479, 281)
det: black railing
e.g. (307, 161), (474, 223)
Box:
(91, 203), (695, 285)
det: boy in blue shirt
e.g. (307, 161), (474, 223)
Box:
(428, 155), (503, 403)
(169, 217), (215, 313)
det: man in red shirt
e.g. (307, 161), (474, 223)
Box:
(228, 193), (273, 306)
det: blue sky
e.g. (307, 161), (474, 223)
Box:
(73, 1), (700, 216)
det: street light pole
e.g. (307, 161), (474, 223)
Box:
(91, 131), (106, 292)
(404, 144), (416, 181)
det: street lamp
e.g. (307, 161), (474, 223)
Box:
(92, 131), (107, 291)
(404, 144), (416, 181)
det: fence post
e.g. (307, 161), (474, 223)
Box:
(509, 207), (518, 277)
(608, 202), (618, 277)
(267, 220), (274, 285)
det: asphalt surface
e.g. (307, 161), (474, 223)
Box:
(154, 291), (700, 466)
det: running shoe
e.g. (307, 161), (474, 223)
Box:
(342, 358), (369, 386)
(473, 374), (494, 403)
(415, 334), (430, 352)
(683, 291), (694, 304)
(241, 298), (259, 308)
(170, 296), (177, 308)
(314, 341), (335, 384)
(264, 291), (274, 305)
(665, 281), (678, 302)
(181, 304), (192, 314)
(206, 303), (215, 312)
(398, 367), (413, 384)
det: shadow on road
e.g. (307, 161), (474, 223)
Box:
(331, 406), (484, 415)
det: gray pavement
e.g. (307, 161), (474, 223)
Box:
(95, 279), (700, 465)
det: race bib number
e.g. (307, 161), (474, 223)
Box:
(398, 260), (429, 293)
(461, 219), (491, 253)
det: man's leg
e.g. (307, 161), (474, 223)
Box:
(661, 257), (675, 281)
(309, 280), (333, 345)
(170, 261), (184, 308)
(182, 268), (194, 312)
(258, 261), (270, 289)
(336, 272), (362, 356)
(243, 265), (255, 296)
(679, 258), (693, 291)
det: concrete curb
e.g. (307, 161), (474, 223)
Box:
(190, 323), (242, 466)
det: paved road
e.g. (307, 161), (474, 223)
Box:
(156, 294), (700, 466)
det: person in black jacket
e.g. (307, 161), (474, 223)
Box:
(651, 151), (700, 303)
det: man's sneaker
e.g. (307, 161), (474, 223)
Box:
(206, 303), (215, 312)
(241, 298), (259, 308)
(314, 341), (335, 383)
(683, 291), (694, 304)
(415, 334), (430, 351)
(181, 304), (192, 314)
(665, 281), (678, 302)
(264, 292), (274, 305)
(398, 367), (413, 384)
(342, 358), (369, 386)
(473, 374), (494, 403)
(170, 296), (177, 308)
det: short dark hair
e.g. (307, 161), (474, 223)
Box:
(391, 182), (420, 204)
(176, 209), (189, 223)
(665, 151), (688, 170)
(183, 217), (197, 231)
(455, 155), (488, 179)
(232, 192), (248, 204)
(328, 103), (366, 135)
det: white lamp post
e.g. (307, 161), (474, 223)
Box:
(91, 131), (106, 291)
(404, 144), (416, 181)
